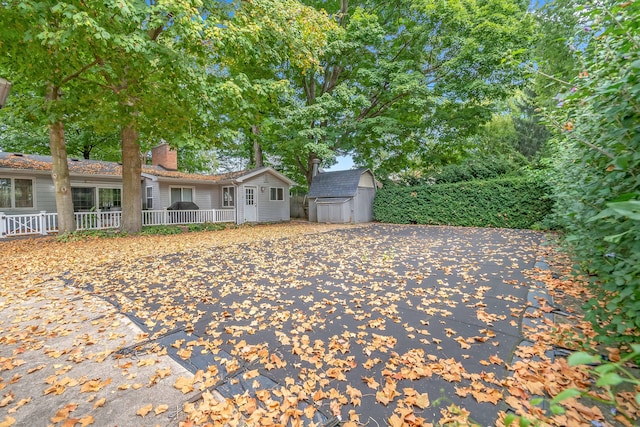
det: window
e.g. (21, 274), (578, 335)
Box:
(170, 187), (193, 204)
(145, 186), (153, 209)
(98, 188), (121, 210)
(222, 186), (235, 207)
(269, 187), (284, 201)
(72, 187), (96, 211)
(71, 187), (121, 211)
(0, 177), (34, 209)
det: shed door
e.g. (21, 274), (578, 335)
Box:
(244, 186), (257, 222)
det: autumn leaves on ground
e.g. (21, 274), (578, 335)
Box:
(0, 223), (638, 427)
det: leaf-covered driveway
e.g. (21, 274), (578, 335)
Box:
(63, 223), (543, 426)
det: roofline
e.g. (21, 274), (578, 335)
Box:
(0, 167), (124, 181)
(146, 175), (236, 185)
(233, 167), (296, 186)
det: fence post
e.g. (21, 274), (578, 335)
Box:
(0, 212), (5, 238)
(96, 209), (102, 229)
(39, 211), (47, 235)
(163, 209), (168, 225)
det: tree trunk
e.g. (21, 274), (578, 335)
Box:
(46, 85), (76, 234)
(121, 124), (142, 233)
(82, 144), (92, 159)
(251, 125), (264, 168)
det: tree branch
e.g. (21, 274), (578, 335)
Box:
(147, 12), (173, 41)
(359, 91), (409, 121)
(61, 58), (102, 85)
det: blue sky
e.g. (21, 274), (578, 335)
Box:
(326, 155), (355, 171)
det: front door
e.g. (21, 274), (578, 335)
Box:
(244, 186), (257, 222)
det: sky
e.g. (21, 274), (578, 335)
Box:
(325, 155), (355, 171)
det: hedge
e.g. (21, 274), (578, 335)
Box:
(373, 177), (552, 229)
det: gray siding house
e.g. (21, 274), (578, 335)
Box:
(0, 144), (295, 225)
(307, 169), (377, 224)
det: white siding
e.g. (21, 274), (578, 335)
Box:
(211, 186), (223, 209)
(317, 199), (352, 223)
(156, 182), (217, 209)
(354, 187), (376, 223)
(237, 185), (245, 224)
(358, 172), (375, 188)
(142, 179), (160, 210)
(0, 175), (54, 215)
(35, 176), (56, 213)
(242, 173), (290, 223)
(0, 173), (123, 215)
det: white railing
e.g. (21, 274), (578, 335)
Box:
(0, 208), (235, 238)
(75, 210), (122, 230)
(142, 209), (235, 226)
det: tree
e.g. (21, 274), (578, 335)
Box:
(0, 111), (121, 161)
(2, 1), (232, 233)
(210, 0), (338, 170)
(245, 0), (535, 186)
(0, 1), (116, 233)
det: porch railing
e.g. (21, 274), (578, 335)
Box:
(0, 208), (235, 239)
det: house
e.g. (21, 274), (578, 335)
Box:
(307, 168), (377, 224)
(0, 144), (295, 234)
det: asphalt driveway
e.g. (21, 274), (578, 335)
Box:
(68, 224), (545, 426)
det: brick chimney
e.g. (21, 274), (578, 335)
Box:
(151, 143), (178, 170)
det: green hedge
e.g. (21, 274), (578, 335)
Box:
(373, 177), (552, 229)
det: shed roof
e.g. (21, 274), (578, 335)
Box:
(307, 168), (372, 198)
(0, 152), (292, 185)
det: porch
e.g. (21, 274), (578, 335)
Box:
(0, 209), (235, 239)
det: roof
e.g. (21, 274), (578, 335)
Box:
(315, 198), (351, 204)
(0, 152), (291, 185)
(307, 168), (373, 198)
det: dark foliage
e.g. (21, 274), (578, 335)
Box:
(374, 177), (552, 229)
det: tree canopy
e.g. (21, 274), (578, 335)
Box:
(246, 0), (536, 185)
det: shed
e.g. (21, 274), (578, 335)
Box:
(307, 169), (376, 224)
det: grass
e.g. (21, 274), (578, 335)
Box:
(56, 222), (232, 242)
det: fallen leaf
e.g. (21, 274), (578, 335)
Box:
(136, 404), (153, 417)
(154, 404), (169, 415)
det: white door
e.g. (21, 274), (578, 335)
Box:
(244, 186), (257, 222)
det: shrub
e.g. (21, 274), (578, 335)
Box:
(546, 1), (640, 345)
(373, 176), (552, 229)
(432, 156), (526, 184)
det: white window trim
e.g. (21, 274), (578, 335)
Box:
(0, 176), (36, 210)
(70, 184), (122, 211)
(222, 186), (235, 207)
(269, 187), (285, 201)
(145, 186), (153, 210)
(97, 187), (122, 210)
(169, 186), (195, 204)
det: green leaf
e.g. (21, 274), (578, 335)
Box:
(604, 230), (630, 243)
(518, 416), (532, 427)
(606, 200), (640, 221)
(596, 372), (624, 387)
(550, 388), (582, 403)
(503, 413), (516, 427)
(568, 351), (600, 366)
